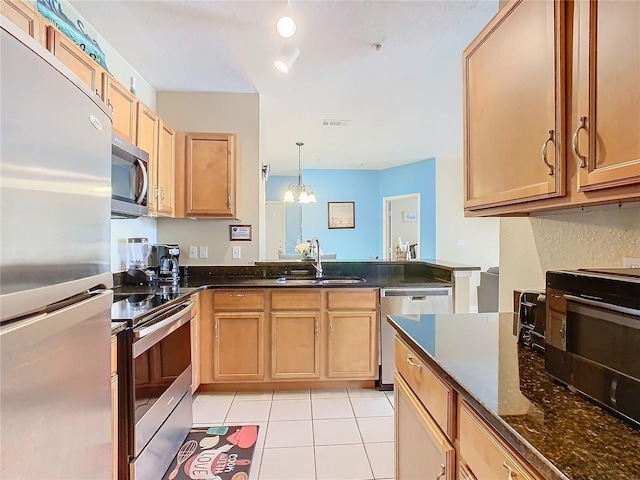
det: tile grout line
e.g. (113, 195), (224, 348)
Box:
(347, 390), (376, 480)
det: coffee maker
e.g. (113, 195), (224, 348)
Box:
(125, 237), (158, 285)
(150, 244), (180, 284)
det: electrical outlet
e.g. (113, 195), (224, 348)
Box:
(623, 257), (640, 268)
(232, 246), (241, 259)
(189, 246), (197, 259)
(199, 246), (208, 258)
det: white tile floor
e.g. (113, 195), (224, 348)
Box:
(192, 388), (395, 480)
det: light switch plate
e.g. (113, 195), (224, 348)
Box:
(623, 257), (640, 268)
(189, 246), (197, 259)
(199, 246), (208, 258)
(232, 246), (241, 259)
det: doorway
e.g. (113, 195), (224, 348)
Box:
(382, 194), (420, 260)
(265, 201), (285, 260)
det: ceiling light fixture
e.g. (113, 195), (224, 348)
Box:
(283, 142), (316, 204)
(274, 44), (300, 73)
(276, 16), (296, 38)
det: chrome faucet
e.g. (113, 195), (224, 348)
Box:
(309, 237), (323, 278)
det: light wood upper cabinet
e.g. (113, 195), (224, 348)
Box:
(573, 0), (640, 191)
(136, 104), (159, 215)
(157, 120), (175, 217)
(463, 0), (565, 211)
(184, 133), (237, 218)
(395, 373), (455, 480)
(104, 74), (138, 143)
(1, 0), (44, 45)
(46, 26), (104, 98)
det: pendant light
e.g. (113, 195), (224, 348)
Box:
(283, 142), (317, 204)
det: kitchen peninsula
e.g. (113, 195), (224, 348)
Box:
(388, 312), (640, 480)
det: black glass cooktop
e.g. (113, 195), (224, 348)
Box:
(111, 288), (194, 327)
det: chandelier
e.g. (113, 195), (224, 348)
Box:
(283, 142), (316, 203)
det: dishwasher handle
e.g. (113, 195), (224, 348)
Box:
(381, 288), (452, 297)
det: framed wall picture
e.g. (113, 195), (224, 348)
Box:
(328, 202), (355, 229)
(229, 225), (252, 241)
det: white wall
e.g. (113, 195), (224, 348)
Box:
(499, 205), (640, 312)
(435, 157), (501, 310)
(111, 217), (158, 272)
(156, 92), (261, 265)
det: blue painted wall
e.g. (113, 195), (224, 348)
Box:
(266, 158), (436, 259)
(379, 160), (437, 261)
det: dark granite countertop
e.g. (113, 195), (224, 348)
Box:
(387, 313), (640, 480)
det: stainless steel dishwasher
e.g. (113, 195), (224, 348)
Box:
(379, 287), (453, 389)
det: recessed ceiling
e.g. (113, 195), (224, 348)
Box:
(71, 0), (498, 175)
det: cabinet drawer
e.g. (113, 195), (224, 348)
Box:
(395, 336), (454, 438)
(272, 290), (321, 310)
(459, 400), (542, 480)
(213, 291), (264, 311)
(327, 289), (377, 310)
(110, 335), (117, 377)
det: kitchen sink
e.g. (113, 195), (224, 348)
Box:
(274, 277), (366, 285)
(320, 278), (366, 285)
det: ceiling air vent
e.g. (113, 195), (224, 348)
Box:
(322, 119), (350, 127)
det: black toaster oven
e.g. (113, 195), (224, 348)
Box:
(546, 268), (640, 427)
(517, 290), (546, 352)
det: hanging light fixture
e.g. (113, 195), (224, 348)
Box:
(283, 142), (317, 204)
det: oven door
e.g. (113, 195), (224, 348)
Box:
(132, 300), (194, 458)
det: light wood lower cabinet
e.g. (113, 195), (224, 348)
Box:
(395, 335), (543, 480)
(212, 312), (265, 381)
(327, 311), (377, 379)
(190, 293), (201, 393)
(395, 373), (455, 480)
(200, 288), (379, 386)
(458, 400), (543, 480)
(271, 311), (320, 379)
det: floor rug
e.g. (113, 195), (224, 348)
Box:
(162, 425), (259, 480)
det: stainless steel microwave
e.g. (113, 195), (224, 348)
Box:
(111, 133), (149, 218)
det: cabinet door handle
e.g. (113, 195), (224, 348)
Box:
(227, 194), (231, 208)
(214, 320), (219, 338)
(541, 129), (555, 176)
(503, 462), (517, 479)
(107, 99), (114, 114)
(160, 186), (166, 201)
(406, 355), (422, 369)
(435, 463), (445, 480)
(329, 319), (333, 336)
(572, 116), (588, 168)
(315, 319), (319, 336)
(95, 89), (100, 97)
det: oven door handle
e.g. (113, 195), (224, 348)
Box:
(565, 295), (640, 318)
(133, 301), (194, 357)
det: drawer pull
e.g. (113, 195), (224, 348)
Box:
(435, 463), (445, 480)
(503, 462), (517, 479)
(229, 294), (246, 297)
(406, 355), (422, 369)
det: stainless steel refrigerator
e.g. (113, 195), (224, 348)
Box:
(0, 19), (114, 479)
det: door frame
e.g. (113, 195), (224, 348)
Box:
(382, 193), (421, 260)
(265, 201), (286, 259)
